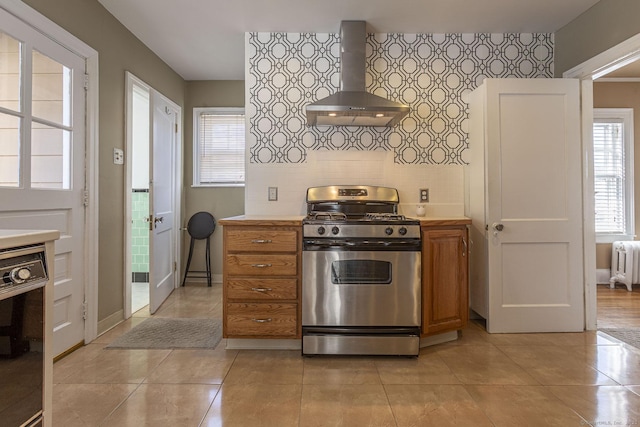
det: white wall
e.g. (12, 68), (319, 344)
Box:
(246, 150), (464, 217)
(131, 84), (149, 189)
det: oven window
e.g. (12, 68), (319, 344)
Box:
(331, 260), (392, 284)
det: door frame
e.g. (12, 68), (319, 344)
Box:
(124, 72), (183, 318)
(564, 33), (640, 331)
(0, 0), (100, 343)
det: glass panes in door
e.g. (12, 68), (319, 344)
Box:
(0, 30), (73, 190)
(0, 112), (20, 187)
(31, 121), (70, 189)
(31, 49), (72, 189)
(0, 31), (20, 111)
(32, 49), (71, 127)
(0, 31), (21, 187)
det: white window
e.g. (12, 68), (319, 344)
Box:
(193, 107), (245, 187)
(593, 108), (634, 243)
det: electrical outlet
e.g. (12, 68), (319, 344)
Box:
(419, 188), (429, 203)
(113, 148), (124, 165)
(268, 186), (278, 201)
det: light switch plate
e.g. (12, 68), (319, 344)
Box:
(268, 186), (278, 201)
(113, 148), (124, 165)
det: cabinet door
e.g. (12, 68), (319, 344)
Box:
(422, 227), (468, 336)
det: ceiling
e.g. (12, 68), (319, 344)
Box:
(97, 0), (605, 81)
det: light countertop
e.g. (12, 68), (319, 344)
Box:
(0, 229), (60, 250)
(219, 215), (470, 226)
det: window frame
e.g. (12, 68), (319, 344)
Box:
(192, 107), (245, 188)
(593, 108), (635, 243)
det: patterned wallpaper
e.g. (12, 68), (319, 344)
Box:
(247, 32), (553, 165)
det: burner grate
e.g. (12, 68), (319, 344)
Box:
(308, 212), (348, 221)
(365, 213), (407, 221)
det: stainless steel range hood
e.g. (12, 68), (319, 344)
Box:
(305, 21), (410, 127)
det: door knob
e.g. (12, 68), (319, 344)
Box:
(154, 216), (164, 224)
(492, 223), (504, 231)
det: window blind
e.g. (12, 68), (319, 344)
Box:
(197, 111), (245, 185)
(593, 120), (625, 234)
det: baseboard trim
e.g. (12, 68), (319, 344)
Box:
(597, 268), (612, 285)
(97, 309), (124, 336)
(420, 331), (458, 347)
(225, 338), (301, 350)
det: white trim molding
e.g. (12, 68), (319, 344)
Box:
(564, 32), (640, 331)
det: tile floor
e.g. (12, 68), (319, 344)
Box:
(53, 284), (640, 426)
(131, 282), (149, 314)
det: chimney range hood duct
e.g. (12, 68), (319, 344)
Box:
(305, 21), (410, 127)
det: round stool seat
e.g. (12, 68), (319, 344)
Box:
(187, 212), (215, 240)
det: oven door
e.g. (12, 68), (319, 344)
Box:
(302, 250), (421, 327)
(0, 285), (44, 427)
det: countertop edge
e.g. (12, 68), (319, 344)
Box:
(219, 215), (305, 226)
(418, 217), (472, 226)
(0, 229), (61, 250)
(219, 215), (471, 227)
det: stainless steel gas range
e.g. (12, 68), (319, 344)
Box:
(301, 185), (421, 356)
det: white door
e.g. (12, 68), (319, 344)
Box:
(485, 79), (584, 333)
(0, 11), (86, 355)
(149, 91), (179, 313)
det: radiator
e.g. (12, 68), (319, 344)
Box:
(610, 240), (640, 291)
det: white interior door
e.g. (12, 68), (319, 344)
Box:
(0, 10), (86, 356)
(486, 79), (584, 333)
(149, 91), (179, 313)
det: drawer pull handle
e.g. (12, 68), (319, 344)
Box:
(251, 287), (272, 292)
(251, 239), (272, 244)
(251, 263), (272, 268)
(252, 318), (272, 323)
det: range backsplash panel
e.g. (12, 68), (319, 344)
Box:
(247, 32), (553, 165)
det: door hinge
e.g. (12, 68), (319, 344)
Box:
(83, 73), (90, 90)
(83, 190), (89, 207)
(82, 299), (88, 320)
(174, 261), (177, 272)
(175, 123), (178, 133)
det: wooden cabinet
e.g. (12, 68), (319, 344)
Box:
(421, 224), (469, 336)
(221, 222), (302, 339)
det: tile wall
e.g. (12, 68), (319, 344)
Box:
(131, 190), (149, 282)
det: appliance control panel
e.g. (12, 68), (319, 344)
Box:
(303, 223), (420, 239)
(0, 245), (48, 290)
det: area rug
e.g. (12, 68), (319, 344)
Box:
(107, 318), (221, 350)
(600, 329), (640, 350)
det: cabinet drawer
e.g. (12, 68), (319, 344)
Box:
(226, 229), (298, 252)
(225, 254), (297, 276)
(226, 278), (297, 300)
(226, 303), (297, 337)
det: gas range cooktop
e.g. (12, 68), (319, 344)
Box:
(302, 185), (420, 239)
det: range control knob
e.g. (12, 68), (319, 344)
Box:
(10, 267), (31, 284)
(385, 227), (394, 236)
(317, 226), (326, 235)
(399, 227), (408, 235)
(331, 226), (340, 235)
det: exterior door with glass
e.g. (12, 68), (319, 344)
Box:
(0, 9), (86, 356)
